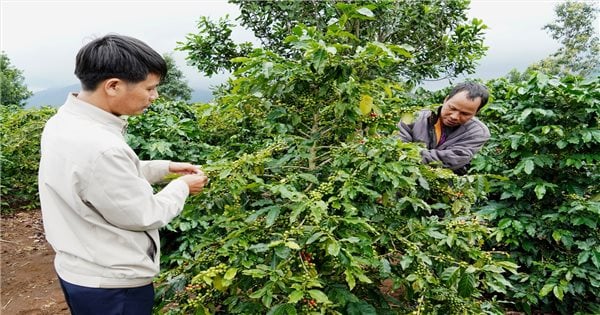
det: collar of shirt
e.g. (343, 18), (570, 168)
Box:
(61, 93), (128, 135)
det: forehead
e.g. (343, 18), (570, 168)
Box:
(141, 73), (161, 85)
(446, 91), (480, 112)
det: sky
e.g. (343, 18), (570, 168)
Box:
(1, 0), (571, 94)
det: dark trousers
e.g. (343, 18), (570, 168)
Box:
(58, 277), (154, 315)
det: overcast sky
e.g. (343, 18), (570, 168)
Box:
(2, 0), (568, 93)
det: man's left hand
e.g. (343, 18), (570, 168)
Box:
(169, 162), (203, 176)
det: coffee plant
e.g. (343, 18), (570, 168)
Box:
(1, 105), (56, 213)
(472, 73), (600, 314)
(154, 11), (515, 314)
(126, 98), (209, 162)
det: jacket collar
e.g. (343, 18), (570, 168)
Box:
(60, 93), (128, 134)
(428, 106), (465, 140)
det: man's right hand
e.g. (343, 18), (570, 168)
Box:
(179, 174), (209, 195)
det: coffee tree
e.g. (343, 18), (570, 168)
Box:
(0, 106), (56, 212)
(154, 8), (515, 315)
(472, 73), (600, 314)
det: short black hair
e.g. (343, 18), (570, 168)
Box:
(447, 82), (489, 111)
(74, 34), (167, 91)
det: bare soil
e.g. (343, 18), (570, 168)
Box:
(1, 210), (69, 314)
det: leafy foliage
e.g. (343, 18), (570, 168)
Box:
(177, 15), (254, 77)
(473, 73), (600, 314)
(1, 52), (33, 108)
(528, 1), (599, 77)
(125, 99), (208, 162)
(155, 12), (513, 314)
(0, 106), (56, 213)
(180, 0), (488, 83)
(158, 54), (193, 102)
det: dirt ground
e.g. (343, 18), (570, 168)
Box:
(1, 210), (69, 315)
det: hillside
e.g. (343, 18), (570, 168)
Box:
(25, 84), (214, 108)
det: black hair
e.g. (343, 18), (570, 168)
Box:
(447, 82), (489, 111)
(74, 34), (167, 91)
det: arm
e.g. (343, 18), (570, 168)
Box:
(420, 122), (490, 170)
(139, 161), (204, 184)
(397, 120), (415, 142)
(139, 160), (171, 184)
(82, 148), (202, 231)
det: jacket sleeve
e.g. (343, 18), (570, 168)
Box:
(420, 124), (490, 170)
(397, 121), (414, 142)
(82, 147), (190, 231)
(139, 160), (171, 184)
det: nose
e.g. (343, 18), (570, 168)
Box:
(150, 89), (159, 101)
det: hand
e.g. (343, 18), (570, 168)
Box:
(169, 162), (203, 176)
(179, 174), (209, 195)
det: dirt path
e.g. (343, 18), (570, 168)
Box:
(1, 210), (69, 315)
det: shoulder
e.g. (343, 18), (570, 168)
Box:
(464, 117), (490, 138)
(414, 109), (433, 122)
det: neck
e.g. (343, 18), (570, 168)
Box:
(76, 90), (113, 115)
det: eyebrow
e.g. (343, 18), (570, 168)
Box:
(449, 104), (474, 115)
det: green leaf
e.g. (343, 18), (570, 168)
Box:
(359, 94), (373, 115)
(288, 290), (304, 304)
(224, 267), (238, 280)
(399, 255), (413, 270)
(441, 266), (460, 283)
(306, 232), (325, 244)
(354, 270), (373, 284)
(577, 251), (590, 265)
(308, 289), (331, 303)
(552, 230), (562, 243)
(346, 301), (377, 315)
(312, 48), (327, 74)
(592, 251), (600, 269)
(458, 273), (476, 297)
(534, 184), (547, 199)
(249, 286), (267, 299)
(557, 140), (568, 149)
(426, 229), (446, 239)
(553, 285), (564, 300)
(345, 270), (356, 290)
(265, 207), (281, 227)
(520, 108), (532, 121)
(327, 240), (341, 256)
(285, 241), (301, 250)
(298, 173), (318, 184)
(249, 243), (269, 253)
(267, 304), (297, 315)
(523, 159), (535, 174)
(356, 7), (374, 17)
(539, 283), (555, 297)
(417, 176), (430, 190)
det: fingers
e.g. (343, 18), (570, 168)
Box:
(169, 162), (202, 174)
(179, 174), (209, 195)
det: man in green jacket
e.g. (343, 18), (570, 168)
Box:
(398, 82), (490, 175)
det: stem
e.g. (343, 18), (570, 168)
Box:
(308, 112), (320, 171)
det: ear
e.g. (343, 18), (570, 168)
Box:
(103, 78), (122, 97)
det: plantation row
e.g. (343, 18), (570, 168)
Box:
(2, 72), (598, 314)
(2, 2), (599, 313)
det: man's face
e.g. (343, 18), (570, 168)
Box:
(111, 73), (160, 116)
(440, 90), (481, 127)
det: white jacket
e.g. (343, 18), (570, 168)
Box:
(38, 94), (189, 288)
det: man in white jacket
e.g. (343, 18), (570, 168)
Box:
(38, 34), (208, 314)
